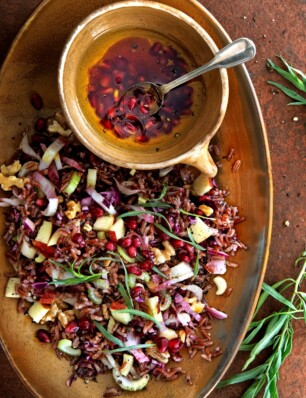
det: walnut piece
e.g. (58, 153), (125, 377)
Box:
(0, 160), (22, 176)
(0, 173), (28, 191)
(48, 119), (72, 137)
(145, 340), (170, 364)
(65, 200), (81, 219)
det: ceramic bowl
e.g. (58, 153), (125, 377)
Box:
(58, 0), (229, 179)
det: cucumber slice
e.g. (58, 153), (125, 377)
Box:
(57, 339), (81, 356)
(112, 367), (150, 391)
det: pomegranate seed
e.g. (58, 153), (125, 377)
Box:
(139, 260), (154, 271)
(156, 337), (169, 353)
(65, 321), (79, 334)
(36, 198), (48, 208)
(131, 286), (143, 298)
(107, 230), (117, 242)
(120, 237), (132, 248)
(198, 195), (209, 203)
(34, 117), (46, 132)
(72, 233), (85, 248)
(150, 41), (163, 55)
(171, 239), (185, 249)
(90, 206), (105, 218)
(179, 252), (190, 263)
(135, 134), (149, 143)
(30, 92), (43, 110)
(127, 218), (137, 229)
(78, 317), (92, 330)
(105, 241), (116, 251)
(127, 97), (137, 111)
(127, 266), (142, 276)
(140, 104), (149, 114)
(195, 209), (204, 216)
(184, 243), (195, 254)
(132, 237), (141, 248)
(127, 246), (137, 258)
(159, 232), (170, 241)
(36, 329), (51, 343)
(168, 338), (183, 353)
(141, 250), (155, 260)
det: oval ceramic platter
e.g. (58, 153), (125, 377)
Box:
(0, 0), (272, 397)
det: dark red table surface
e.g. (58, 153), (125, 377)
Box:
(0, 1), (305, 397)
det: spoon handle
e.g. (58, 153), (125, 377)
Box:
(161, 37), (256, 95)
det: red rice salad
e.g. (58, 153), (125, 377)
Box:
(1, 106), (246, 394)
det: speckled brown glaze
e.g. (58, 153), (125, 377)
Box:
(0, 1), (305, 398)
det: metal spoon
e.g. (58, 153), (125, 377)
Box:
(124, 37), (256, 115)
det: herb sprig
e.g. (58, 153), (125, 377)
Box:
(49, 257), (117, 286)
(267, 56), (306, 105)
(218, 250), (306, 397)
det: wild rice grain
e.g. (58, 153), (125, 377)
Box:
(232, 159), (241, 172)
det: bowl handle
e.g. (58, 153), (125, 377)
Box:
(183, 144), (217, 196)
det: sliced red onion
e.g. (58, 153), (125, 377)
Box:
(205, 305), (228, 320)
(207, 247), (230, 258)
(205, 257), (227, 274)
(177, 312), (191, 326)
(0, 197), (22, 207)
(174, 294), (202, 322)
(20, 131), (41, 161)
(42, 197), (59, 216)
(159, 166), (173, 177)
(81, 197), (93, 206)
(61, 155), (85, 172)
(32, 281), (49, 290)
(130, 205), (154, 223)
(38, 137), (66, 171)
(86, 186), (116, 215)
(114, 178), (140, 196)
(54, 153), (63, 170)
(32, 171), (56, 198)
(24, 217), (36, 232)
(48, 161), (59, 185)
(181, 284), (203, 301)
(130, 349), (150, 363)
(18, 161), (38, 177)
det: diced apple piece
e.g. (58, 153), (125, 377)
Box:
(35, 254), (46, 263)
(93, 215), (115, 231)
(5, 277), (20, 298)
(119, 354), (134, 376)
(97, 231), (106, 240)
(146, 296), (163, 323)
(86, 169), (97, 188)
(36, 221), (53, 243)
(158, 327), (178, 340)
(110, 302), (132, 325)
(21, 239), (37, 259)
(192, 175), (213, 196)
(48, 229), (62, 246)
(28, 301), (50, 323)
(189, 217), (218, 243)
(109, 219), (125, 240)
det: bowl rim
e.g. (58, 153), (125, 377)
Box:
(58, 0), (229, 170)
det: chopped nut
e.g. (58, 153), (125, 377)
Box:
(58, 310), (75, 327)
(213, 276), (228, 295)
(284, 220), (290, 227)
(0, 173), (28, 191)
(152, 248), (167, 264)
(178, 330), (186, 343)
(102, 304), (110, 320)
(162, 241), (175, 256)
(48, 119), (72, 137)
(1, 160), (22, 176)
(145, 340), (170, 364)
(292, 116), (299, 122)
(83, 223), (92, 232)
(65, 200), (81, 219)
(199, 204), (214, 216)
(42, 302), (59, 323)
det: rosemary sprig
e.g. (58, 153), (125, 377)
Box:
(267, 56), (306, 105)
(218, 250), (306, 397)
